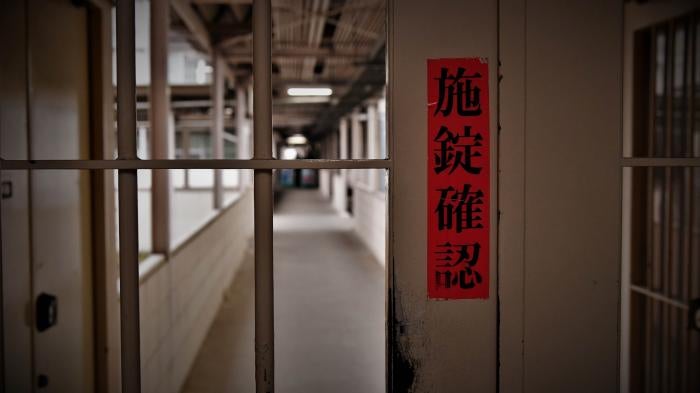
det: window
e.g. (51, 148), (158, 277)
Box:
(625, 9), (700, 393)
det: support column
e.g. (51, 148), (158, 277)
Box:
(339, 117), (349, 159)
(350, 109), (363, 185)
(339, 116), (349, 179)
(366, 100), (379, 191)
(116, 0), (141, 391)
(236, 83), (251, 187)
(253, 1), (274, 391)
(212, 51), (225, 209)
(333, 117), (349, 214)
(350, 109), (362, 159)
(150, 0), (170, 253)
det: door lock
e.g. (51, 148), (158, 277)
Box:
(36, 293), (58, 332)
(1, 181), (12, 199)
(689, 298), (700, 332)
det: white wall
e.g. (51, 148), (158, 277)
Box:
(319, 169), (331, 199)
(352, 186), (386, 266)
(136, 190), (253, 393)
(331, 173), (347, 216)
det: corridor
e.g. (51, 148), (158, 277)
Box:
(182, 189), (385, 393)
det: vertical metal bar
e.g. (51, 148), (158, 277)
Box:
(0, 170), (4, 393)
(386, 1), (395, 389)
(253, 0), (274, 392)
(685, 16), (696, 299)
(645, 167), (654, 391)
(645, 28), (657, 391)
(663, 24), (675, 391)
(150, 0), (171, 253)
(686, 18), (698, 393)
(116, 0), (141, 391)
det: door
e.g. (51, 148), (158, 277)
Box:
(622, 2), (700, 392)
(29, 0), (95, 391)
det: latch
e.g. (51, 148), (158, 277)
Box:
(689, 298), (700, 332)
(36, 293), (58, 332)
(1, 181), (12, 199)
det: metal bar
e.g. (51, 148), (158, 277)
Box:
(0, 159), (392, 170)
(253, 0), (274, 392)
(620, 157), (700, 167)
(663, 25), (673, 380)
(644, 28), (657, 390)
(0, 170), (4, 393)
(116, 0), (141, 391)
(150, 0), (171, 254)
(631, 285), (689, 311)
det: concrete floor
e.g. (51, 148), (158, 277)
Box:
(182, 189), (385, 393)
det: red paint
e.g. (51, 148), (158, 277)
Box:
(427, 58), (490, 299)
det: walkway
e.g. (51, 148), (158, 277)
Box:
(182, 189), (385, 393)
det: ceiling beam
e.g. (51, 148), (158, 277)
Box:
(224, 47), (370, 62)
(190, 0), (252, 4)
(171, 0), (211, 53)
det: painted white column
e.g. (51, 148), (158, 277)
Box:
(350, 108), (364, 187)
(350, 109), (362, 159)
(212, 52), (225, 209)
(236, 84), (252, 187)
(339, 116), (349, 162)
(333, 117), (349, 214)
(366, 100), (379, 191)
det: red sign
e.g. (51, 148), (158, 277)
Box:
(427, 58), (490, 299)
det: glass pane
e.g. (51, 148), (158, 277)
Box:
(627, 15), (697, 158)
(671, 24), (688, 157)
(695, 20), (700, 157)
(670, 167), (686, 300)
(654, 29), (668, 157)
(693, 167), (700, 300)
(625, 166), (700, 393)
(652, 167), (667, 293)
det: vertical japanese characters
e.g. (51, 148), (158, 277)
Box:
(427, 59), (490, 299)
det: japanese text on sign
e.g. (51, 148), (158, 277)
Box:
(427, 58), (490, 299)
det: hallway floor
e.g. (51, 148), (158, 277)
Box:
(182, 189), (385, 393)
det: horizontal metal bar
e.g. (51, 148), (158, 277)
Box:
(630, 284), (689, 310)
(0, 159), (392, 170)
(620, 157), (700, 167)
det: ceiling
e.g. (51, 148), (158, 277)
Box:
(170, 0), (386, 139)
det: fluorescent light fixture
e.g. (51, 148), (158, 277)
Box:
(287, 87), (333, 97)
(286, 134), (308, 145)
